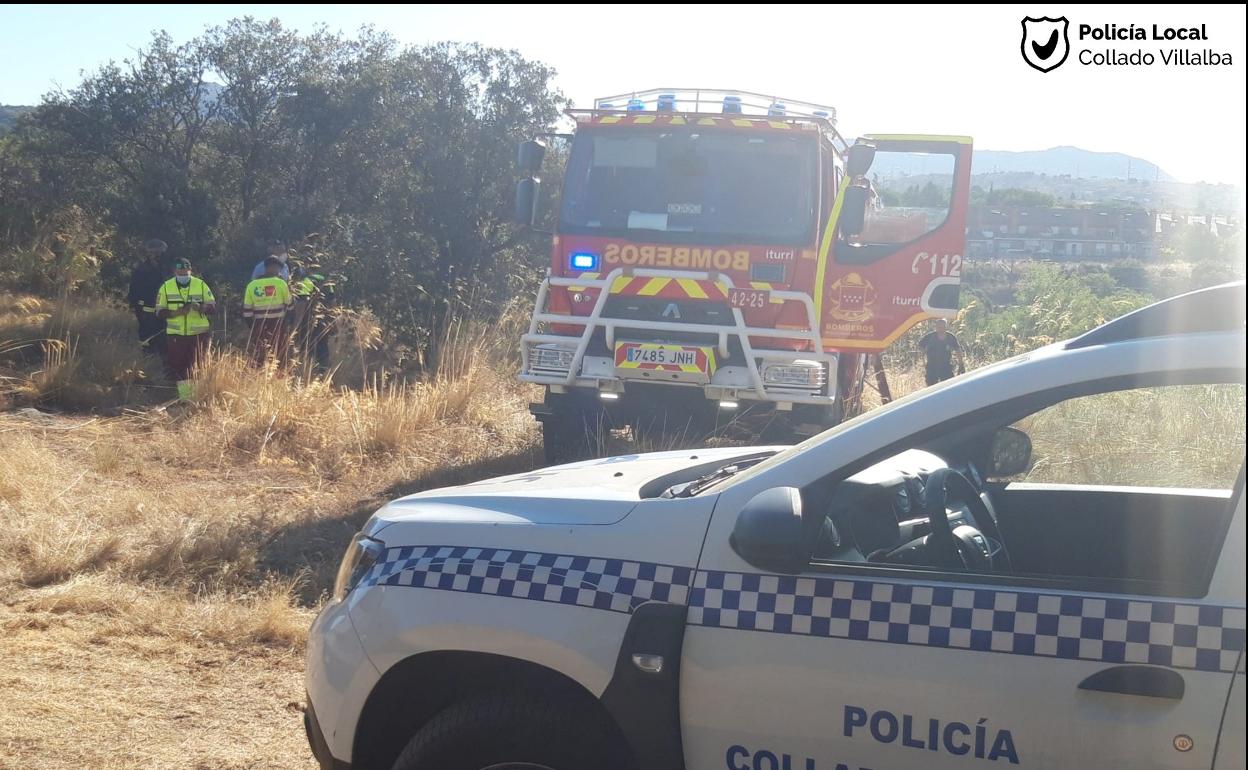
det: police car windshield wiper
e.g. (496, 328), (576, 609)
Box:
(663, 456), (768, 498)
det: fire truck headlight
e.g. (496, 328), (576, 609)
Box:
(570, 252), (598, 271)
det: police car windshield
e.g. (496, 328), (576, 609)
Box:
(559, 128), (817, 246)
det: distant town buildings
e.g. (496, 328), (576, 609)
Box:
(966, 206), (1156, 260)
(1155, 212), (1240, 239)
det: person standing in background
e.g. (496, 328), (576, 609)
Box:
(289, 262), (337, 375)
(155, 258), (216, 401)
(918, 318), (965, 386)
(243, 256), (294, 369)
(251, 239), (291, 281)
(127, 238), (169, 356)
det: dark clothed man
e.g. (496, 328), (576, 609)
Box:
(127, 238), (169, 355)
(919, 319), (965, 386)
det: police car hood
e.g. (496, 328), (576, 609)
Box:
(371, 446), (781, 527)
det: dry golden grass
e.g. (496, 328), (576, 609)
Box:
(0, 297), (542, 769)
(1016, 383), (1245, 488)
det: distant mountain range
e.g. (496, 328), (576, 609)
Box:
(973, 146), (1173, 183)
(0, 105), (33, 134)
(872, 145), (1175, 183)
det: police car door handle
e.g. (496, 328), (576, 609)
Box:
(1078, 665), (1185, 700)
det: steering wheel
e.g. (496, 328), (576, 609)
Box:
(920, 468), (1013, 573)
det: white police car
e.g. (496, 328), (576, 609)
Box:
(305, 283), (1246, 770)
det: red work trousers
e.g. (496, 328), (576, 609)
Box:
(165, 333), (209, 381)
(247, 317), (288, 368)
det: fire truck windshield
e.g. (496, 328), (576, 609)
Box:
(559, 128), (818, 246)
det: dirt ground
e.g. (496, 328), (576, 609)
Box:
(0, 608), (314, 770)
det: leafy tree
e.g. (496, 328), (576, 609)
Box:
(0, 20), (569, 370)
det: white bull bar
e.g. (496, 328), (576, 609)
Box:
(520, 267), (837, 405)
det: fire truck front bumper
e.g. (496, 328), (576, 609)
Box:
(521, 269), (848, 405)
(521, 345), (838, 406)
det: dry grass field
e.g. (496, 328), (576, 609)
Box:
(0, 294), (542, 768)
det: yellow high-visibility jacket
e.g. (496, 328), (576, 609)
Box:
(293, 277), (316, 299)
(155, 277), (215, 336)
(243, 276), (293, 321)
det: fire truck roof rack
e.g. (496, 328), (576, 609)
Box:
(591, 88), (837, 122)
(579, 88), (847, 150)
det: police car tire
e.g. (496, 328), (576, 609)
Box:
(390, 692), (612, 770)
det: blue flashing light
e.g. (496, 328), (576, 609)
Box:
(626, 98), (645, 112)
(722, 95), (743, 114)
(657, 93), (676, 112)
(813, 110), (829, 119)
(599, 102), (615, 109)
(768, 102), (787, 116)
(570, 252), (598, 271)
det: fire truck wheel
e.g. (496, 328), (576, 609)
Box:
(542, 411), (604, 464)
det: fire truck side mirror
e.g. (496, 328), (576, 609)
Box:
(839, 185), (869, 237)
(517, 139), (547, 175)
(846, 142), (876, 177)
(515, 178), (541, 227)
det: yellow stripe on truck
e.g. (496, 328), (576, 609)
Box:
(863, 134), (974, 144)
(814, 179), (850, 329)
(637, 278), (669, 296)
(677, 279), (708, 299)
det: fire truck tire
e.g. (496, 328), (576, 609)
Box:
(542, 410), (605, 464)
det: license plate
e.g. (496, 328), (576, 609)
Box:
(615, 343), (714, 375)
(728, 288), (770, 309)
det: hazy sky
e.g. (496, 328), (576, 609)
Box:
(2, 4), (1244, 185)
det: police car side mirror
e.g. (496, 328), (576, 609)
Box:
(839, 185), (869, 238)
(987, 427), (1033, 478)
(730, 487), (806, 574)
(517, 139), (547, 175)
(515, 178), (540, 227)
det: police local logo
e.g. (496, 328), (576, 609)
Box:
(1022, 17), (1233, 71)
(1021, 17), (1070, 73)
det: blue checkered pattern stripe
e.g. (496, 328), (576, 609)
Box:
(360, 545), (693, 614)
(687, 570), (1246, 673)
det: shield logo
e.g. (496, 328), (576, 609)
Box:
(826, 272), (877, 323)
(1021, 16), (1070, 73)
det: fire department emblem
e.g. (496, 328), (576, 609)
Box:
(826, 272), (877, 323)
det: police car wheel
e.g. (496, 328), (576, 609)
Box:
(390, 692), (614, 770)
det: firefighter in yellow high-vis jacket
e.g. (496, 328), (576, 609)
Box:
(243, 256), (294, 369)
(155, 258), (216, 401)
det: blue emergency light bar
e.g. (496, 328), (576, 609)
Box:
(570, 252), (598, 271)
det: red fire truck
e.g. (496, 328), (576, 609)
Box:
(515, 88), (972, 462)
